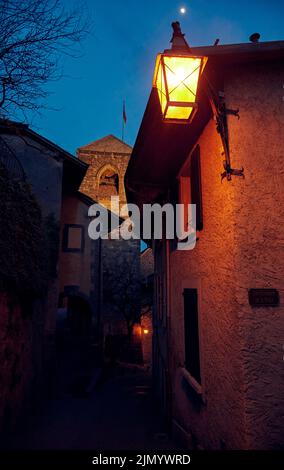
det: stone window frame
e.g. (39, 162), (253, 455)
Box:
(62, 224), (85, 253)
(179, 278), (206, 404)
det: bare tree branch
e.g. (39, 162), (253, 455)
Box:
(0, 0), (90, 119)
(104, 261), (142, 337)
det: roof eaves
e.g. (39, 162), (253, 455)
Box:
(0, 119), (87, 170)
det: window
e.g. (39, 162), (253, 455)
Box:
(183, 288), (201, 384)
(178, 144), (203, 233)
(190, 145), (203, 231)
(179, 175), (191, 234)
(62, 224), (84, 252)
(170, 180), (179, 251)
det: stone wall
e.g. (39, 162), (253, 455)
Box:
(77, 135), (132, 212)
(77, 135), (141, 339)
(0, 293), (45, 433)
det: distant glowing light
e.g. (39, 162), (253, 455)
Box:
(180, 6), (186, 14)
(143, 329), (149, 335)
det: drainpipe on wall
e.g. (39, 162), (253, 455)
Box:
(165, 238), (173, 430)
(97, 237), (103, 361)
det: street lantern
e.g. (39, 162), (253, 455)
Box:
(153, 22), (207, 123)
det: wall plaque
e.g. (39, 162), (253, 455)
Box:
(248, 289), (279, 307)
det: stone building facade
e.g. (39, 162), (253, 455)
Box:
(77, 135), (132, 214)
(77, 135), (140, 339)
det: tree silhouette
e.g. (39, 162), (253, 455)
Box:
(103, 256), (153, 339)
(0, 0), (89, 119)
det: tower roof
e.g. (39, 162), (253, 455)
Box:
(78, 134), (132, 154)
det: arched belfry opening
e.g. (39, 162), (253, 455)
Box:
(99, 167), (119, 198)
(77, 135), (133, 206)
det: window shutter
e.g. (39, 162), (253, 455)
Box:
(170, 179), (180, 251)
(190, 145), (203, 231)
(183, 288), (201, 384)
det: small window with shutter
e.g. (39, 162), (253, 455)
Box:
(190, 145), (203, 231)
(183, 288), (201, 384)
(176, 144), (203, 243)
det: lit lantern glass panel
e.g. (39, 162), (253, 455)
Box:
(153, 53), (207, 123)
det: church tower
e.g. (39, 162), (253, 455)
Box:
(77, 135), (141, 339)
(77, 134), (132, 213)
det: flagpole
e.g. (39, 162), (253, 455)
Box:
(122, 100), (125, 142)
(122, 100), (126, 142)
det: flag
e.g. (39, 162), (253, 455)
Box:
(123, 101), (127, 124)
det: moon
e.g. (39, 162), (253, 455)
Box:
(180, 6), (186, 14)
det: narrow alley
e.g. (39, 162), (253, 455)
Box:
(2, 341), (175, 451)
(1, 1), (284, 462)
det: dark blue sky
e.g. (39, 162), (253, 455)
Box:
(28, 0), (284, 154)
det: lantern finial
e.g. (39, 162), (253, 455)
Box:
(170, 22), (191, 52)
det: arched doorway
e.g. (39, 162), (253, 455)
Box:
(68, 295), (92, 339)
(57, 293), (92, 344)
(56, 293), (95, 395)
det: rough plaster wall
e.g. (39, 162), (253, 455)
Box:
(170, 119), (247, 449)
(170, 62), (284, 449)
(226, 62), (284, 449)
(153, 241), (169, 416)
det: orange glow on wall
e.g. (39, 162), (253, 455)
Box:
(133, 324), (142, 336)
(153, 53), (207, 123)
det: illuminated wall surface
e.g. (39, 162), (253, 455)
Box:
(168, 62), (284, 449)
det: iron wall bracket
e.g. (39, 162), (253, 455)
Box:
(205, 81), (244, 181)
